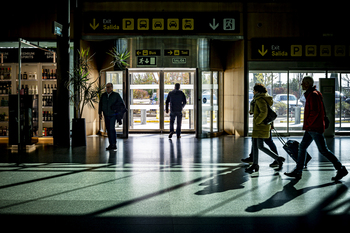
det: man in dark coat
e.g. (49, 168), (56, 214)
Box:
(99, 83), (125, 150)
(285, 76), (348, 181)
(166, 83), (187, 139)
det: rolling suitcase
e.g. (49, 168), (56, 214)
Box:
(273, 129), (312, 168)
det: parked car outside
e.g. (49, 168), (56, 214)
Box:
(273, 94), (302, 109)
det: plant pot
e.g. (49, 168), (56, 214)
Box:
(72, 118), (86, 146)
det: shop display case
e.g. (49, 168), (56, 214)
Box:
(0, 62), (56, 140)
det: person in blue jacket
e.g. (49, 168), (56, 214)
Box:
(99, 83), (125, 150)
(166, 83), (187, 139)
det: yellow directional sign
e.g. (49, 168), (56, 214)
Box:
(123, 18), (134, 30)
(152, 19), (164, 30)
(335, 45), (345, 56)
(291, 45), (302, 56)
(258, 45), (268, 56)
(320, 45), (331, 57)
(135, 50), (161, 56)
(167, 19), (179, 30)
(90, 19), (99, 30)
(182, 19), (194, 30)
(305, 45), (317, 57)
(138, 19), (149, 30)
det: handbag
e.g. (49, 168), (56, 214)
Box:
(262, 98), (277, 125)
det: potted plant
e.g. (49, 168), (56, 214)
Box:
(66, 48), (104, 146)
(107, 46), (130, 70)
(66, 47), (130, 146)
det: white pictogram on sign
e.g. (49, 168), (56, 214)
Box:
(223, 18), (235, 30)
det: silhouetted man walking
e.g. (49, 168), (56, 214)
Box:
(166, 83), (187, 139)
(284, 76), (348, 181)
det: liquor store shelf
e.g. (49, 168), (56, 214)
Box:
(0, 136), (53, 144)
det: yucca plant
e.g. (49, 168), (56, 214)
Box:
(66, 48), (105, 119)
(106, 46), (130, 70)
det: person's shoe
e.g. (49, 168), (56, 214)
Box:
(332, 166), (348, 181)
(269, 160), (279, 167)
(277, 157), (286, 170)
(106, 145), (117, 150)
(177, 135), (181, 139)
(241, 156), (253, 164)
(245, 164), (259, 173)
(305, 155), (312, 168)
(168, 132), (174, 139)
(284, 171), (302, 179)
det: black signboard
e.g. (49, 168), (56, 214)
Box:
(83, 12), (240, 34)
(135, 50), (161, 56)
(137, 57), (156, 66)
(251, 38), (350, 60)
(164, 50), (189, 56)
(0, 48), (56, 63)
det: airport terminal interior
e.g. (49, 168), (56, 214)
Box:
(0, 134), (349, 232)
(2, 1), (350, 232)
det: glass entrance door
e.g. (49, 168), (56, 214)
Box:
(128, 68), (196, 133)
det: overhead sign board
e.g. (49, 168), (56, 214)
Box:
(137, 57), (156, 66)
(164, 50), (189, 56)
(135, 50), (161, 56)
(172, 58), (186, 64)
(84, 12), (240, 34)
(251, 38), (350, 60)
(0, 48), (56, 63)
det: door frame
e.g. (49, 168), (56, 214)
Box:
(127, 67), (197, 134)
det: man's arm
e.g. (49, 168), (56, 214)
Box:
(182, 92), (187, 108)
(165, 93), (170, 113)
(99, 94), (103, 119)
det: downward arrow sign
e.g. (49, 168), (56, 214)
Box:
(258, 45), (268, 56)
(209, 18), (219, 30)
(90, 19), (99, 30)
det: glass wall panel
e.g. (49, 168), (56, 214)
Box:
(328, 72), (350, 132)
(202, 71), (212, 132)
(106, 71), (124, 133)
(289, 72), (325, 133)
(129, 72), (160, 130)
(248, 72), (288, 132)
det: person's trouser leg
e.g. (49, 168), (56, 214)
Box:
(309, 131), (342, 170)
(296, 131), (313, 173)
(257, 138), (279, 160)
(170, 112), (175, 133)
(252, 138), (259, 165)
(264, 130), (278, 155)
(176, 112), (182, 137)
(105, 115), (117, 146)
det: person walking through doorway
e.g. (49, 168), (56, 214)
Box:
(284, 76), (348, 181)
(246, 83), (285, 173)
(99, 83), (125, 150)
(166, 83), (187, 139)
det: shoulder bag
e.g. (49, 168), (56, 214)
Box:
(262, 98), (277, 125)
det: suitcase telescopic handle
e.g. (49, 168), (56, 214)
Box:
(272, 128), (286, 145)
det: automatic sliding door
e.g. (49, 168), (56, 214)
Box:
(129, 71), (160, 130)
(164, 71), (195, 131)
(201, 71), (220, 133)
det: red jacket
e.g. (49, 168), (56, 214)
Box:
(303, 86), (325, 133)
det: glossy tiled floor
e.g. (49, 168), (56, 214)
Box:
(0, 134), (349, 232)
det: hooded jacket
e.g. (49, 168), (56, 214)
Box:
(166, 89), (187, 112)
(252, 92), (273, 138)
(303, 86), (325, 133)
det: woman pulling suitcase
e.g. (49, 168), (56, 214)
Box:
(245, 83), (285, 173)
